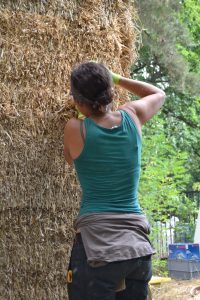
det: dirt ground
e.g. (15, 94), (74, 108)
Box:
(152, 279), (200, 300)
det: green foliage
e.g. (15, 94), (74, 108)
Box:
(134, 0), (200, 195)
(152, 258), (168, 277)
(178, 0), (200, 74)
(132, 1), (200, 259)
(139, 115), (193, 220)
(134, 0), (199, 93)
(174, 222), (196, 242)
(193, 182), (200, 191)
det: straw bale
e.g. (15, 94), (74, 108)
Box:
(0, 206), (75, 300)
(0, 1), (139, 298)
(0, 0), (79, 20)
(0, 1), (139, 207)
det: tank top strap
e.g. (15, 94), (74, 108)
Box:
(83, 117), (92, 129)
(80, 120), (85, 142)
(118, 109), (130, 122)
(118, 109), (141, 142)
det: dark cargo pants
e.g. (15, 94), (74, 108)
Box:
(67, 234), (152, 300)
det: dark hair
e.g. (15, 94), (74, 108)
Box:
(70, 62), (113, 112)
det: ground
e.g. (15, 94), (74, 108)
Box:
(152, 279), (200, 300)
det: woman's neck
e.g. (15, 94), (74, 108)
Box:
(90, 109), (112, 119)
(90, 104), (112, 118)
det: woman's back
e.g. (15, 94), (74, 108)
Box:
(74, 110), (142, 216)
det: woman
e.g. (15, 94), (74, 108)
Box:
(64, 61), (165, 300)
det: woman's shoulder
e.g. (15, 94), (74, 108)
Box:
(64, 118), (84, 144)
(64, 117), (86, 163)
(65, 117), (82, 132)
(118, 106), (142, 137)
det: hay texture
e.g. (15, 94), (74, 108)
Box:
(0, 1), (139, 299)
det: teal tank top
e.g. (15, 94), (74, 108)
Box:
(74, 110), (142, 216)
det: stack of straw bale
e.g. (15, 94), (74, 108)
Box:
(0, 1), (139, 299)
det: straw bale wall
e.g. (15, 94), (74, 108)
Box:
(0, 1), (138, 299)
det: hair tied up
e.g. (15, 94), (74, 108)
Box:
(92, 101), (99, 109)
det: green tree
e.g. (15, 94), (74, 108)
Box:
(178, 0), (200, 74)
(139, 115), (193, 221)
(133, 0), (200, 194)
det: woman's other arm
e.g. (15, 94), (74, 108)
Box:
(118, 77), (166, 125)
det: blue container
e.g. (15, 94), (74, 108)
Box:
(168, 259), (200, 280)
(169, 243), (200, 260)
(188, 244), (200, 259)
